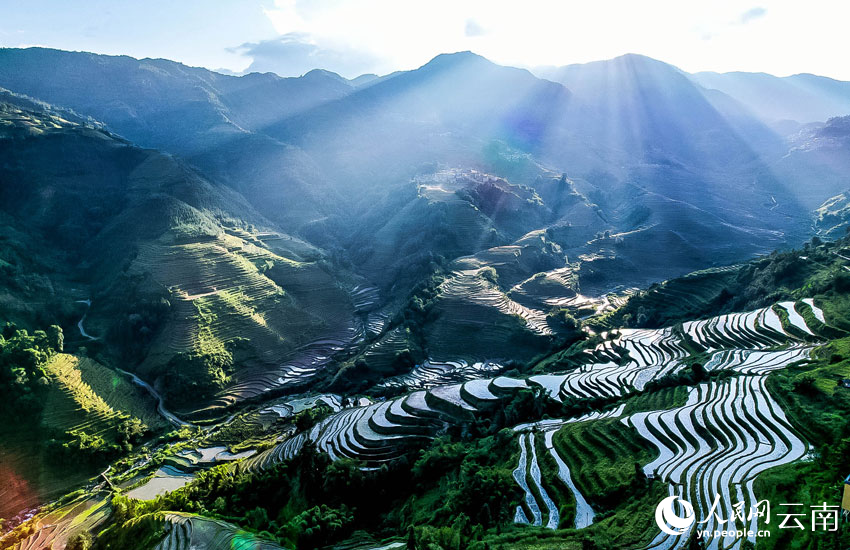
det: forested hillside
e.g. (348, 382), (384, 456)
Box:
(1, 45), (849, 550)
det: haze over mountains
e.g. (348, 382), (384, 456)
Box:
(3, 42), (850, 550)
(1, 46), (849, 416)
(690, 70), (850, 126)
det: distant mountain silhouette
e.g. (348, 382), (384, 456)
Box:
(691, 70), (850, 124)
(0, 47), (845, 294)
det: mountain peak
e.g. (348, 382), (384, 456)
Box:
(611, 52), (665, 63)
(419, 51), (493, 71)
(566, 52), (682, 75)
(302, 68), (350, 84)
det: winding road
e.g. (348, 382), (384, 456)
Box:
(75, 299), (191, 429)
(75, 299), (98, 340)
(115, 367), (192, 429)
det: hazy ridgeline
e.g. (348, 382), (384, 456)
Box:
(0, 47), (849, 550)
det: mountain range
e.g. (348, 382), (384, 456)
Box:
(1, 46), (849, 415)
(2, 45), (850, 550)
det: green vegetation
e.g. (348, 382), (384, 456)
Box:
(160, 300), (238, 406)
(14, 232), (850, 550)
(550, 420), (656, 516)
(754, 338), (850, 549)
(0, 323), (63, 421)
(39, 354), (155, 464)
(328, 271), (445, 393)
(101, 430), (522, 550)
(0, 327), (169, 516)
(546, 309), (581, 337)
(3, 94), (850, 550)
(621, 385), (689, 414)
(599, 235), (850, 330)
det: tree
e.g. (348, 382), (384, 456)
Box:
(283, 504), (353, 549)
(634, 461), (646, 481)
(686, 530), (706, 550)
(213, 496), (227, 513)
(504, 387), (546, 426)
(245, 506), (270, 531)
(636, 306), (648, 327)
(295, 405), (331, 432)
(689, 363), (706, 383)
(66, 532), (93, 550)
(322, 458), (365, 503)
(480, 267), (499, 285)
(793, 375), (818, 396)
(117, 418), (148, 447)
(47, 325), (64, 352)
(547, 309), (584, 343)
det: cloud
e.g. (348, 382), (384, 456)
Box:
(231, 33), (381, 78)
(739, 7), (767, 24)
(465, 19), (485, 37)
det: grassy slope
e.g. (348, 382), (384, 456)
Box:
(1, 99), (360, 418)
(76, 356), (168, 430)
(41, 354), (124, 436)
(0, 353), (168, 521)
(41, 354), (166, 435)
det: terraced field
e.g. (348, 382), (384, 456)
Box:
(153, 513), (285, 550)
(511, 407), (626, 530)
(375, 359), (504, 391)
(261, 393), (344, 418)
(423, 269), (555, 360)
(438, 269), (553, 336)
(41, 356), (124, 437)
(595, 267), (744, 330)
(244, 376), (519, 470)
(617, 303), (811, 364)
(679, 301), (819, 351)
(358, 170), (499, 279)
(11, 64), (850, 550)
(40, 354), (160, 437)
(128, 230), (362, 416)
(507, 265), (610, 317)
(414, 170), (501, 246)
(351, 326), (414, 375)
(73, 357), (168, 430)
(203, 331), (354, 414)
(3, 497), (110, 550)
(351, 284), (381, 313)
(551, 301), (824, 400)
(703, 348), (812, 375)
(134, 236), (320, 357)
(624, 375), (807, 550)
(86, 297), (829, 547)
(411, 228), (584, 358)
(542, 429), (595, 529)
(126, 467), (195, 501)
(0, 354), (147, 523)
(512, 432), (558, 528)
(245, 298), (826, 489)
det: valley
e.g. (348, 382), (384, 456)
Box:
(4, 237), (849, 549)
(0, 45), (849, 550)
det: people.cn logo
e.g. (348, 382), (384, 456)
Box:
(655, 496), (696, 536)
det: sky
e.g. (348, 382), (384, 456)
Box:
(1, 0), (849, 80)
